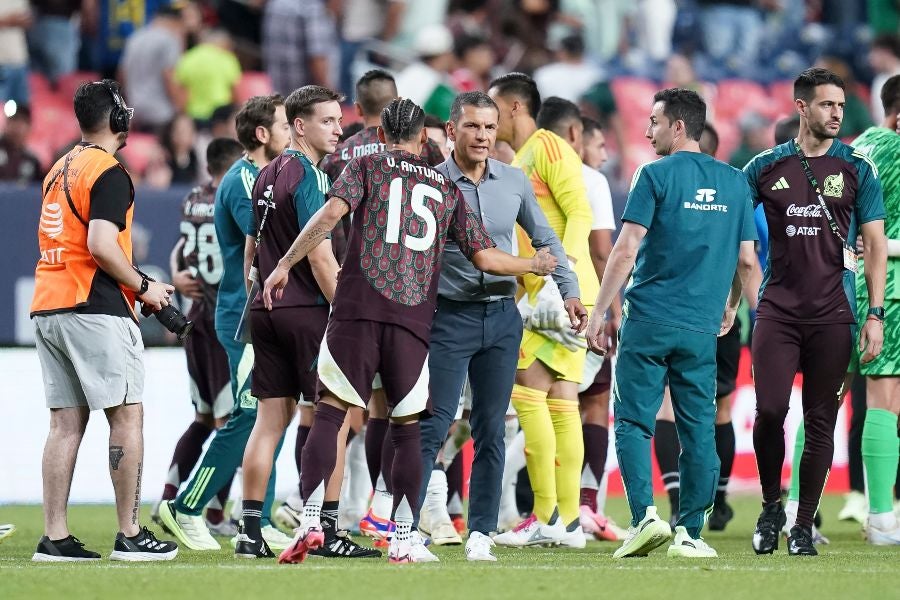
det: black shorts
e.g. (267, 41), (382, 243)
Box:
(581, 355), (612, 397)
(249, 305), (329, 401)
(317, 318), (431, 418)
(715, 319), (741, 399)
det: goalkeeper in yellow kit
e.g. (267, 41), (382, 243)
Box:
(489, 74), (594, 547)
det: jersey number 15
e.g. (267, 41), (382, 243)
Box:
(385, 178), (442, 252)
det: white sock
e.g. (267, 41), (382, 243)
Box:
(285, 487), (303, 512)
(371, 473), (393, 520)
(581, 463), (599, 490)
(784, 499), (798, 530)
(870, 511), (897, 530)
(500, 430), (526, 517)
(301, 481), (325, 528)
(447, 492), (463, 516)
(230, 468), (243, 522)
(343, 434), (370, 520)
(425, 468), (449, 511)
(597, 468), (609, 514)
(394, 495), (414, 543)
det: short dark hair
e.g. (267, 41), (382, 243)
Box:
(536, 96), (581, 137)
(880, 74), (900, 116)
(381, 98), (425, 143)
(454, 33), (489, 60)
(74, 79), (122, 134)
(871, 34), (900, 59)
(339, 121), (364, 142)
(774, 114), (800, 145)
(700, 123), (719, 157)
(235, 94), (283, 151)
(652, 88), (706, 141)
(489, 72), (541, 118)
(285, 85), (344, 123)
(449, 91), (498, 124)
(210, 103), (237, 126)
(355, 69), (397, 117)
(559, 34), (585, 57)
(793, 67), (845, 103)
(581, 117), (602, 138)
(206, 137), (244, 177)
(424, 114), (445, 130)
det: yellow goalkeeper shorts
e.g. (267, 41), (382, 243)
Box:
(518, 328), (587, 384)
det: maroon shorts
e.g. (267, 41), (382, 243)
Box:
(581, 355), (612, 397)
(317, 318), (431, 418)
(184, 303), (231, 418)
(250, 305), (329, 401)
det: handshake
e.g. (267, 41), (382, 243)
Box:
(518, 277), (586, 351)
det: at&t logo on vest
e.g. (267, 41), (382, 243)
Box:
(40, 202), (64, 238)
(684, 188), (728, 213)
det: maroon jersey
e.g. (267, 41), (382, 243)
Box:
(250, 150), (330, 310)
(179, 182), (222, 310)
(328, 150), (495, 342)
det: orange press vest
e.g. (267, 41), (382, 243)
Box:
(30, 145), (137, 319)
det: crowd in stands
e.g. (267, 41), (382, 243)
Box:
(0, 0), (899, 189)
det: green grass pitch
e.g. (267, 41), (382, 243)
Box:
(2, 495), (898, 600)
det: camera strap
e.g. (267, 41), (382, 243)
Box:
(42, 143), (104, 227)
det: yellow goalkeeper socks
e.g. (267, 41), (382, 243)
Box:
(511, 384), (556, 524)
(548, 397), (584, 526)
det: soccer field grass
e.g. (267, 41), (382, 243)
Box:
(2, 495), (898, 600)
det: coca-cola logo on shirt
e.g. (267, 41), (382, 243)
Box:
(785, 203), (822, 218)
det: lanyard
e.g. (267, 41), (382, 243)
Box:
(793, 140), (847, 246)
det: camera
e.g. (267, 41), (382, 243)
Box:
(135, 268), (193, 340)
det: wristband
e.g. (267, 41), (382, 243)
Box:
(138, 276), (149, 295)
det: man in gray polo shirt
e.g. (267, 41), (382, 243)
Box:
(415, 91), (586, 561)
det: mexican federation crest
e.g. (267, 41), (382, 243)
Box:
(823, 172), (844, 198)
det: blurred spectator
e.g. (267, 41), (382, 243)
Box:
(773, 113), (800, 145)
(161, 113), (200, 184)
(869, 34), (900, 123)
(447, 0), (507, 63)
(424, 114), (450, 159)
(696, 0), (774, 75)
(120, 5), (187, 131)
(216, 0), (264, 69)
(27, 0), (80, 84)
(262, 0), (337, 95)
(579, 79), (629, 176)
(728, 112), (770, 169)
(451, 33), (495, 91)
(175, 29), (242, 122)
(533, 33), (602, 103)
(395, 24), (458, 120)
(82, 0), (176, 78)
(868, 0), (900, 36)
(336, 0), (407, 98)
(500, 0), (558, 73)
(392, 0), (449, 50)
(631, 0), (677, 63)
(815, 55), (871, 139)
(208, 103), (239, 139)
(0, 105), (41, 183)
(0, 1), (31, 106)
(665, 53), (716, 119)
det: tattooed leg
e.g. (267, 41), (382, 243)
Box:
(105, 403), (144, 537)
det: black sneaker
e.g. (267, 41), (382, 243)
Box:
(752, 502), (786, 555)
(707, 500), (734, 532)
(308, 530), (382, 558)
(110, 527), (178, 561)
(234, 529), (275, 559)
(32, 535), (101, 562)
(787, 525), (818, 556)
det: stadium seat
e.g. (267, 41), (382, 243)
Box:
(57, 72), (102, 101)
(28, 92), (80, 164)
(234, 72), (274, 103)
(611, 77), (659, 120)
(117, 132), (164, 177)
(768, 80), (796, 117)
(28, 72), (51, 98)
(716, 80), (773, 120)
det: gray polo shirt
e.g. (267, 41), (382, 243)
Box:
(437, 155), (580, 302)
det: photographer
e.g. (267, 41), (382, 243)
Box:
(30, 80), (178, 562)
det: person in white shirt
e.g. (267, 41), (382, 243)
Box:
(533, 34), (602, 105)
(869, 35), (900, 122)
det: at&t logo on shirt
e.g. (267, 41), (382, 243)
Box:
(684, 188), (728, 212)
(785, 225), (821, 237)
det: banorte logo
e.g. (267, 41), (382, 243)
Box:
(695, 188), (716, 202)
(40, 203), (64, 238)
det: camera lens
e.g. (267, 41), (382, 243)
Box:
(155, 304), (193, 340)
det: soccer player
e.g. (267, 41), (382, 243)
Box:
(488, 74), (595, 548)
(235, 85), (379, 559)
(585, 88), (758, 559)
(746, 68), (886, 556)
(319, 68), (445, 545)
(158, 95), (294, 552)
(154, 138), (244, 537)
(263, 98), (559, 564)
(851, 74), (900, 545)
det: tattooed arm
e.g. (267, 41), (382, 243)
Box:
(262, 197), (350, 310)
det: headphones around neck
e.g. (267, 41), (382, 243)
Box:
(99, 80), (132, 134)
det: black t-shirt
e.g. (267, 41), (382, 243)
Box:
(78, 165), (136, 318)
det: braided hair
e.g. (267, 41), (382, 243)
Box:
(380, 98), (426, 143)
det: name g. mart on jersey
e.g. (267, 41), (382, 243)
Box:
(684, 188), (728, 212)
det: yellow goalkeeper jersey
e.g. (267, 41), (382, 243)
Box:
(513, 128), (596, 305)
